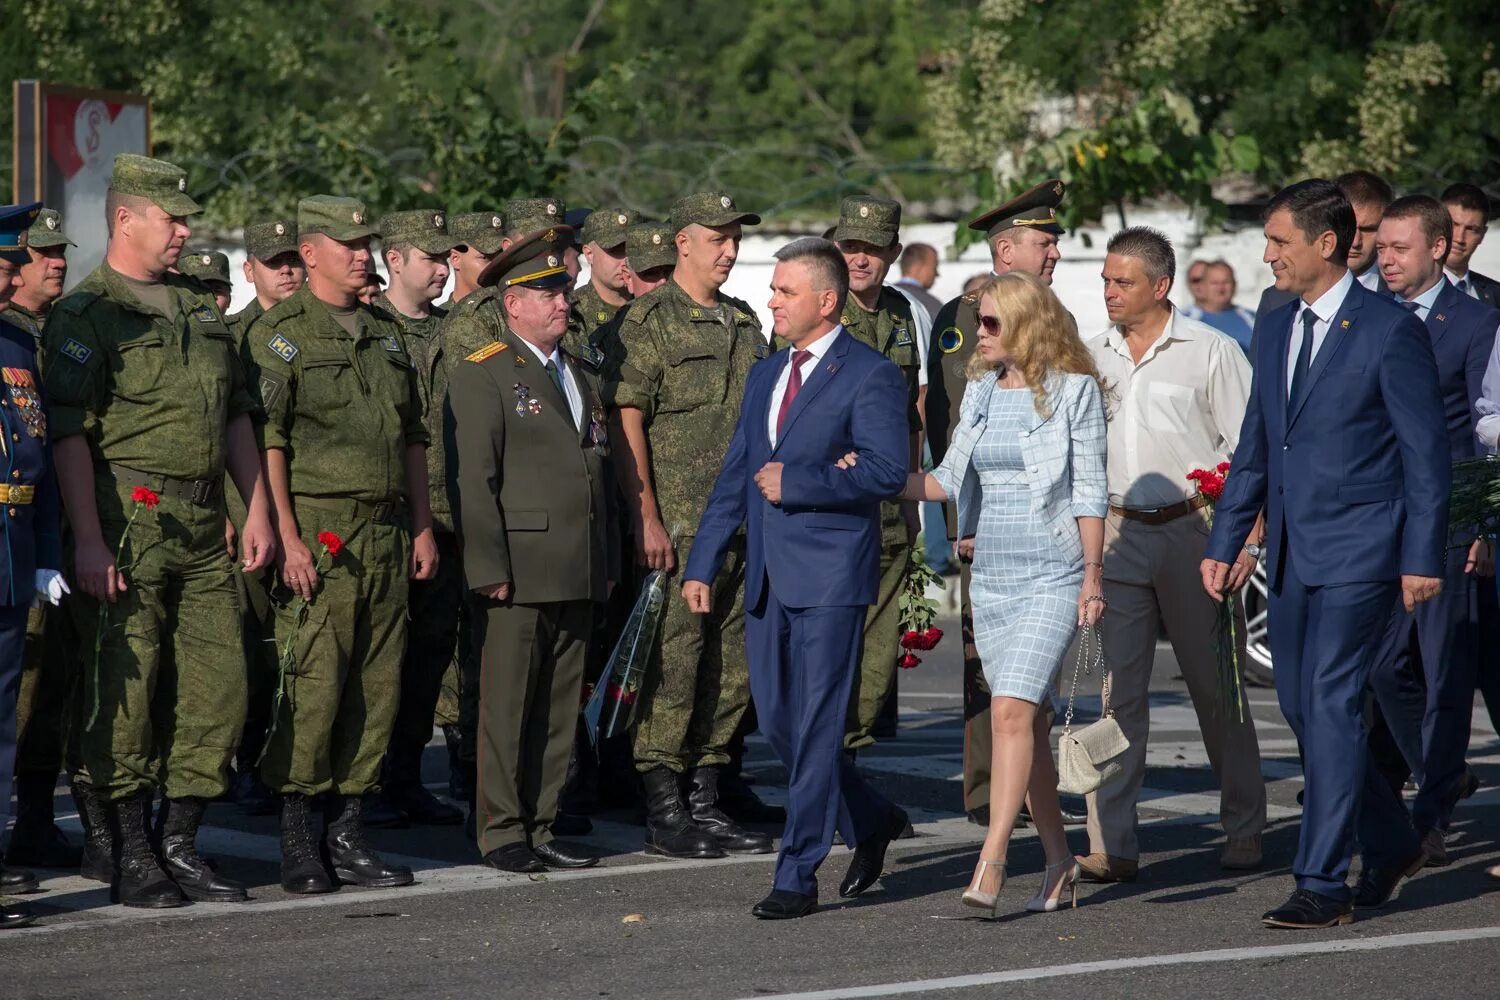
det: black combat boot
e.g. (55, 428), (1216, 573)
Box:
(279, 794), (333, 895)
(685, 767), (774, 853)
(381, 747), (463, 826)
(111, 790), (185, 909)
(159, 797), (248, 902)
(5, 772), (83, 868)
(642, 767), (724, 859)
(71, 780), (115, 883)
(323, 795), (414, 888)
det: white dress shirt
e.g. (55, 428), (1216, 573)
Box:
(518, 337), (583, 429)
(768, 326), (842, 447)
(1445, 267), (1479, 299)
(1286, 270), (1355, 399)
(1356, 267), (1382, 291)
(1087, 309), (1252, 507)
(1397, 276), (1446, 322)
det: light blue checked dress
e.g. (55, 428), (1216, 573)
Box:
(966, 388), (1083, 702)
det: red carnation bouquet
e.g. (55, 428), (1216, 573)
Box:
(88, 487), (161, 729)
(259, 530), (345, 760)
(1186, 461), (1246, 723)
(896, 539), (945, 668)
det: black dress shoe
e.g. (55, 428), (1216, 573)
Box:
(839, 806), (908, 899)
(1261, 889), (1354, 928)
(751, 889), (817, 920)
(1353, 849), (1427, 908)
(0, 899), (36, 930)
(553, 812), (594, 837)
(0, 865), (40, 895)
(482, 843), (545, 874)
(533, 840), (600, 869)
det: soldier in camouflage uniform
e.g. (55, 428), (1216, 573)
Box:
(607, 192), (774, 859)
(363, 209), (466, 827)
(43, 155), (276, 908)
(178, 248), (233, 312)
(626, 221), (676, 298)
(246, 195), (438, 895)
(924, 179), (1067, 827)
(576, 208), (636, 337)
(829, 197), (923, 752)
(3, 208), (84, 873)
(225, 216), (303, 816)
(434, 209), (505, 804)
(229, 218), (304, 341)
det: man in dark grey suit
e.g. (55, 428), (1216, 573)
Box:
(1441, 183), (1500, 308)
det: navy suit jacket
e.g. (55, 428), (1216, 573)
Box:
(684, 330), (909, 609)
(1206, 278), (1450, 586)
(1422, 279), (1500, 463)
(0, 322), (60, 607)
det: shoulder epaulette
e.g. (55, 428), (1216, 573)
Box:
(620, 290), (665, 327)
(54, 291), (101, 317)
(466, 342), (508, 364)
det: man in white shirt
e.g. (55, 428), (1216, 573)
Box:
(1082, 227), (1267, 883)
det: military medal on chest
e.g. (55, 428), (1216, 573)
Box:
(513, 382), (542, 418)
(2, 367), (46, 439)
(589, 402), (608, 447)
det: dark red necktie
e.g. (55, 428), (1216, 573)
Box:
(776, 350), (811, 437)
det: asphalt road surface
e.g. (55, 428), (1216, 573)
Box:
(6, 603), (1500, 999)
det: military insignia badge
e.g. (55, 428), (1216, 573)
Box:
(894, 325), (914, 348)
(515, 400), (529, 417)
(433, 213), (444, 228)
(352, 210), (364, 224)
(513, 350), (529, 368)
(268, 333), (299, 362)
(651, 233), (662, 245)
(381, 335), (403, 353)
(754, 340), (769, 359)
(859, 205), (870, 218)
(45, 216), (58, 231)
(513, 383), (530, 398)
(192, 305), (217, 323)
(617, 213), (628, 225)
(596, 310), (608, 323)
(590, 404), (608, 446)
(274, 222), (286, 236)
(60, 338), (93, 364)
(720, 195), (732, 209)
(939, 327), (963, 353)
(527, 398), (543, 415)
(1341, 319), (1351, 329)
(466, 342), (507, 364)
(491, 215), (502, 228)
(258, 373), (287, 410)
(580, 345), (605, 369)
(546, 203), (558, 216)
(547, 255), (559, 267)
(178, 177), (187, 192)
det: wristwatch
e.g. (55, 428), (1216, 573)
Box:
(1244, 542), (1264, 560)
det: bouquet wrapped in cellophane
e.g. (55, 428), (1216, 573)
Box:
(584, 570), (667, 744)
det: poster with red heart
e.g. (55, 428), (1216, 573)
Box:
(13, 82), (151, 291)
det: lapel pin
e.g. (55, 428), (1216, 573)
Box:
(1436, 313), (1445, 322)
(827, 362), (840, 374)
(1340, 319), (1350, 329)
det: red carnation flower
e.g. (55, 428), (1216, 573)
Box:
(317, 531), (345, 557)
(1216, 461), (1231, 475)
(899, 652), (921, 669)
(130, 486), (160, 509)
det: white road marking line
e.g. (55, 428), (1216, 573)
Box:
(731, 926), (1500, 1000)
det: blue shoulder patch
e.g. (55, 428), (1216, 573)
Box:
(60, 338), (93, 364)
(191, 305), (217, 323)
(381, 335), (403, 353)
(268, 333), (298, 362)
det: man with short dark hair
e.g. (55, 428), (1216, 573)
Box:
(232, 218), (304, 341)
(1441, 183), (1499, 307)
(1196, 260), (1256, 354)
(894, 242), (941, 320)
(445, 211), (505, 307)
(1255, 171), (1393, 321)
(1368, 194), (1500, 871)
(1082, 228), (1265, 883)
(576, 208), (636, 337)
(1202, 179), (1448, 929)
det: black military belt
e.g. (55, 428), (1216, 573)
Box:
(295, 495), (406, 525)
(1109, 493), (1209, 525)
(107, 463), (223, 507)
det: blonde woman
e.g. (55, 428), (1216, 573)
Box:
(852, 272), (1107, 912)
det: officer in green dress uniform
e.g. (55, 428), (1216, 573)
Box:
(2, 207), (85, 875)
(449, 226), (618, 872)
(924, 178), (1067, 826)
(42, 155), (276, 908)
(367, 208), (467, 826)
(830, 196), (923, 753)
(607, 191), (774, 859)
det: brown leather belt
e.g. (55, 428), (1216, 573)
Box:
(1109, 493), (1209, 525)
(106, 463), (223, 507)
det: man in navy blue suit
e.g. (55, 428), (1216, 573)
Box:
(1202, 179), (1449, 930)
(1366, 196), (1500, 870)
(683, 238), (910, 919)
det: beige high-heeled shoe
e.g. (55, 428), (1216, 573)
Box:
(961, 857), (1006, 915)
(1026, 858), (1081, 912)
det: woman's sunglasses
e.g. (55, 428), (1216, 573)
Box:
(978, 314), (1001, 333)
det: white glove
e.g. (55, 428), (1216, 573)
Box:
(33, 569), (71, 608)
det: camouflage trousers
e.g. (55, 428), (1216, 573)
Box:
(258, 499), (409, 797)
(15, 603), (80, 781)
(632, 538), (748, 773)
(389, 529), (463, 766)
(844, 527), (912, 751)
(75, 487), (246, 801)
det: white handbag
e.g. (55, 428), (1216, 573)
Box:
(1056, 623), (1130, 796)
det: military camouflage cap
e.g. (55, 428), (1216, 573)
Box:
(378, 209), (458, 255)
(626, 222), (676, 274)
(180, 247), (232, 287)
(0, 203), (41, 264)
(832, 195), (902, 248)
(581, 208), (635, 250)
(450, 211), (506, 255)
(244, 218), (298, 261)
(27, 208), (75, 249)
(111, 154), (202, 216)
(477, 226), (574, 290)
(968, 178), (1066, 239)
(298, 195), (377, 242)
(670, 191), (761, 229)
(505, 197), (566, 238)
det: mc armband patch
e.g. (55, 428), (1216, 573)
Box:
(60, 338), (92, 364)
(268, 333), (298, 363)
